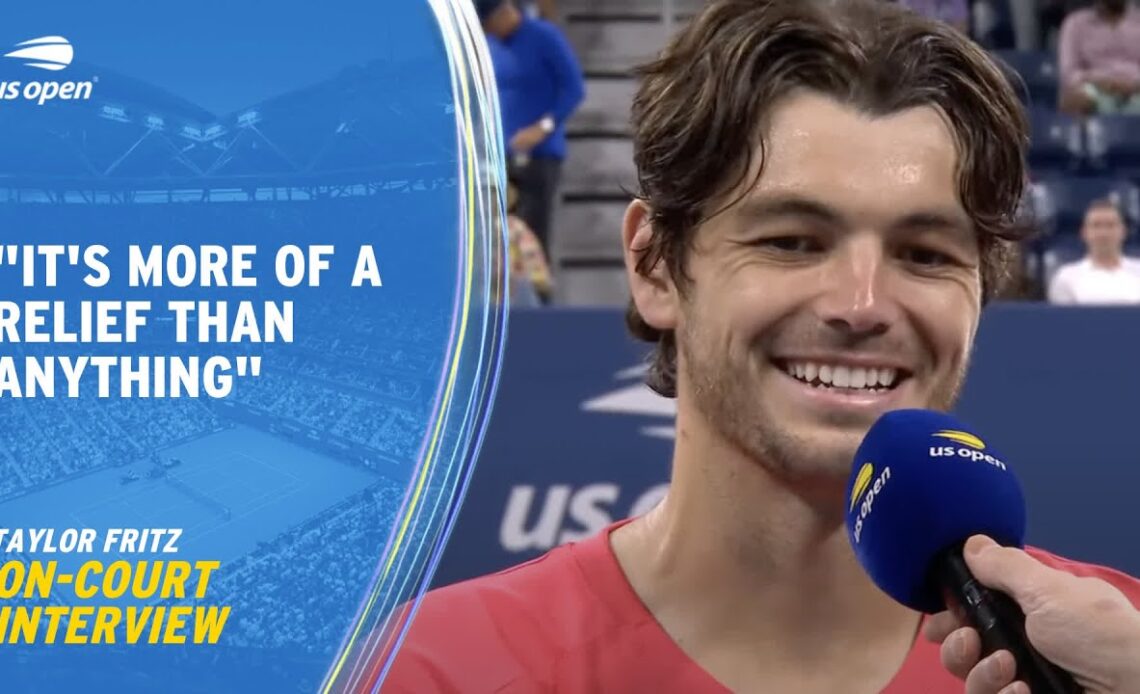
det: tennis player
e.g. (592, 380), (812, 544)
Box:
(382, 1), (1140, 692)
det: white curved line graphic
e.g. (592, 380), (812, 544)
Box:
(15, 35), (70, 46)
(5, 38), (73, 70)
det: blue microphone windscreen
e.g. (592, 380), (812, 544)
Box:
(845, 409), (1027, 613)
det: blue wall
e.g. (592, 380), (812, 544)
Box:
(432, 304), (1140, 589)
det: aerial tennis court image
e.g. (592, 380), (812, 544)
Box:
(0, 424), (381, 576)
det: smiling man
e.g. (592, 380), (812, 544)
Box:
(633, 90), (981, 485)
(380, 1), (1140, 692)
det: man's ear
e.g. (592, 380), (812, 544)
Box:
(623, 200), (679, 332)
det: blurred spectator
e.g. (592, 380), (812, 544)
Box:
(895, 0), (971, 33)
(476, 0), (585, 252)
(507, 175), (553, 306)
(520, 0), (558, 21)
(1048, 198), (1140, 303)
(1058, 0), (1140, 114)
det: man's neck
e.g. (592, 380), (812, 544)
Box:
(1090, 252), (1123, 270)
(610, 406), (920, 691)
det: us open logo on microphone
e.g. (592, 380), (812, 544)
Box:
(1, 37), (95, 105)
(928, 429), (1007, 470)
(850, 462), (891, 544)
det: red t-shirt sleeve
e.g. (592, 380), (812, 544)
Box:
(331, 602), (469, 694)
(380, 645), (463, 694)
(1028, 547), (1140, 609)
(380, 592), (520, 693)
(378, 526), (731, 694)
(380, 554), (570, 693)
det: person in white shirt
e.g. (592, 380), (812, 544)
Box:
(1048, 197), (1140, 304)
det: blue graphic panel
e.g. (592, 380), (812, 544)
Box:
(0, 1), (506, 691)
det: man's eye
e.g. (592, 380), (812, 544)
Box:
(757, 236), (822, 253)
(901, 246), (954, 267)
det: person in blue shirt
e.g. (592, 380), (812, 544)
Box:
(476, 0), (585, 257)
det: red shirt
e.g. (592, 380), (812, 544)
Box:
(381, 520), (1140, 693)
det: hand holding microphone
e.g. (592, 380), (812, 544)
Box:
(844, 409), (1140, 694)
(923, 534), (1140, 694)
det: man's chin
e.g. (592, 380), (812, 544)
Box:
(783, 403), (883, 443)
(743, 419), (865, 486)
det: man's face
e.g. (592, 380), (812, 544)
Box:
(670, 92), (982, 483)
(482, 2), (514, 37)
(1082, 205), (1126, 256)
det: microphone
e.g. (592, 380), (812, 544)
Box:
(844, 409), (1082, 694)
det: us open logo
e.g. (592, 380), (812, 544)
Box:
(929, 429), (1008, 470)
(932, 429), (985, 450)
(1, 36), (95, 105)
(850, 462), (891, 544)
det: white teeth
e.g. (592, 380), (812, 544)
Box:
(879, 368), (896, 387)
(781, 361), (902, 391)
(832, 366), (850, 388)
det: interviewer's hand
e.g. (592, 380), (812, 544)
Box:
(923, 535), (1140, 694)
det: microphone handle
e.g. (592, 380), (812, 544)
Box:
(935, 547), (1084, 694)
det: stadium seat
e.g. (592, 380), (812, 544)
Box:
(975, 0), (1017, 50)
(1026, 107), (1083, 174)
(1085, 115), (1140, 180)
(555, 199), (627, 262)
(568, 77), (636, 136)
(557, 266), (630, 306)
(563, 18), (669, 75)
(563, 137), (636, 196)
(1030, 177), (1140, 236)
(992, 50), (1060, 108)
(561, 0), (705, 18)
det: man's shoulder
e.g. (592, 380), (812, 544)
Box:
(1049, 259), (1086, 288)
(380, 548), (575, 692)
(383, 532), (621, 692)
(1060, 7), (1097, 31)
(521, 15), (572, 44)
(1055, 258), (1087, 276)
(416, 541), (588, 622)
(1027, 546), (1140, 608)
(522, 15), (560, 33)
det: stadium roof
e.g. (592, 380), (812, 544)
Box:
(0, 57), (456, 187)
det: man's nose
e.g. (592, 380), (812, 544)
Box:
(814, 239), (901, 338)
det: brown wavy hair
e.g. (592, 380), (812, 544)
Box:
(625, 0), (1032, 398)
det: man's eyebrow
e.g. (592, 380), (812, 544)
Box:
(889, 210), (980, 252)
(735, 195), (974, 238)
(891, 210), (974, 236)
(734, 195), (845, 226)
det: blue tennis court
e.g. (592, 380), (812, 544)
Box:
(0, 425), (381, 578)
